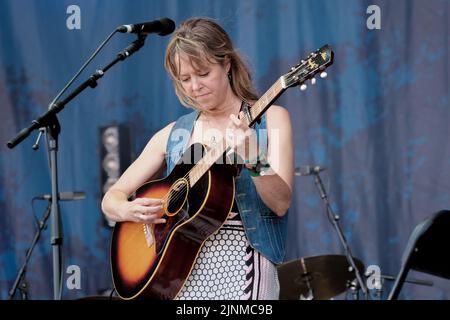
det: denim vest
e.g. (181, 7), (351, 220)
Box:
(165, 110), (287, 264)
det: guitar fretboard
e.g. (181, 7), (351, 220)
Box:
(245, 77), (285, 127)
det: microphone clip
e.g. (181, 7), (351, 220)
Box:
(117, 35), (147, 60)
(295, 165), (325, 176)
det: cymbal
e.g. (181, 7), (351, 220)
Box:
(277, 254), (365, 300)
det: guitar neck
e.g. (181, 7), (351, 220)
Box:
(187, 77), (286, 188)
(187, 143), (230, 187)
(245, 77), (286, 127)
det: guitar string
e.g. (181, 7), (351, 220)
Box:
(159, 144), (232, 213)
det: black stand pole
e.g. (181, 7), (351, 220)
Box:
(9, 203), (51, 300)
(313, 172), (368, 299)
(47, 115), (63, 300)
(6, 34), (148, 299)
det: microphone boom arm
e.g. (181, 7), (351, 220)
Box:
(7, 34), (147, 149)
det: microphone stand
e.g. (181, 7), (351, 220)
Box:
(372, 274), (433, 300)
(380, 274), (433, 286)
(9, 202), (51, 300)
(7, 34), (148, 299)
(313, 171), (369, 300)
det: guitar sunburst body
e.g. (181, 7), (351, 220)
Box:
(111, 143), (236, 300)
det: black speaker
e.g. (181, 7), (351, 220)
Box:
(99, 124), (132, 227)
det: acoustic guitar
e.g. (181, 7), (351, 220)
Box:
(110, 45), (334, 299)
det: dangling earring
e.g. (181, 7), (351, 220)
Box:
(227, 72), (232, 82)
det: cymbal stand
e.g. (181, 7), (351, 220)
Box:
(299, 258), (314, 300)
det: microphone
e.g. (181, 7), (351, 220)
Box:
(35, 192), (86, 201)
(116, 18), (175, 36)
(295, 165), (326, 176)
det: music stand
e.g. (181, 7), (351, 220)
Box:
(388, 210), (450, 300)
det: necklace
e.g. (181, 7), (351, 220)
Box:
(201, 117), (220, 147)
(200, 100), (244, 147)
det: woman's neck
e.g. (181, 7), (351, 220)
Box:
(200, 96), (242, 124)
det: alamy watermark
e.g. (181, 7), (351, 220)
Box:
(366, 5), (381, 30)
(168, 126), (281, 171)
(66, 5), (81, 30)
(366, 264), (382, 290)
(66, 265), (81, 290)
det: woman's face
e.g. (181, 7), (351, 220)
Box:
(177, 54), (231, 112)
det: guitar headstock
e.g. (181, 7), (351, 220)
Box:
(281, 45), (334, 90)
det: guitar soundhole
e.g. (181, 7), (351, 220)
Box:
(165, 179), (189, 216)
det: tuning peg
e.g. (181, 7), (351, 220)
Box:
(300, 84), (308, 91)
(320, 72), (328, 79)
(311, 77), (317, 85)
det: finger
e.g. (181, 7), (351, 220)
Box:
(229, 114), (241, 126)
(135, 213), (166, 224)
(131, 205), (162, 216)
(142, 197), (164, 206)
(244, 127), (255, 137)
(141, 205), (164, 215)
(152, 218), (167, 224)
(237, 111), (250, 128)
(226, 120), (237, 132)
(134, 197), (163, 206)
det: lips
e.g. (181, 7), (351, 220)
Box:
(196, 93), (210, 99)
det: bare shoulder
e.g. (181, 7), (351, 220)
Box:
(266, 105), (292, 128)
(144, 121), (176, 150)
(155, 121), (176, 143)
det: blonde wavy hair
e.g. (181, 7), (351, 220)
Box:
(164, 17), (259, 108)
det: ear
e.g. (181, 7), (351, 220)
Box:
(224, 56), (231, 73)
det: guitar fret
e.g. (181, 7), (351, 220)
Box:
(249, 79), (283, 124)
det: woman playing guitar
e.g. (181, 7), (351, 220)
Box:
(101, 17), (294, 300)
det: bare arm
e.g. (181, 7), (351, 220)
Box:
(229, 105), (294, 216)
(101, 122), (175, 223)
(250, 105), (294, 216)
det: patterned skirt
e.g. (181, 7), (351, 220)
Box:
(175, 212), (279, 300)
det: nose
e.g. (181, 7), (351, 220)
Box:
(191, 76), (202, 92)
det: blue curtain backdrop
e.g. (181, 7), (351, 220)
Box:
(0, 0), (449, 299)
